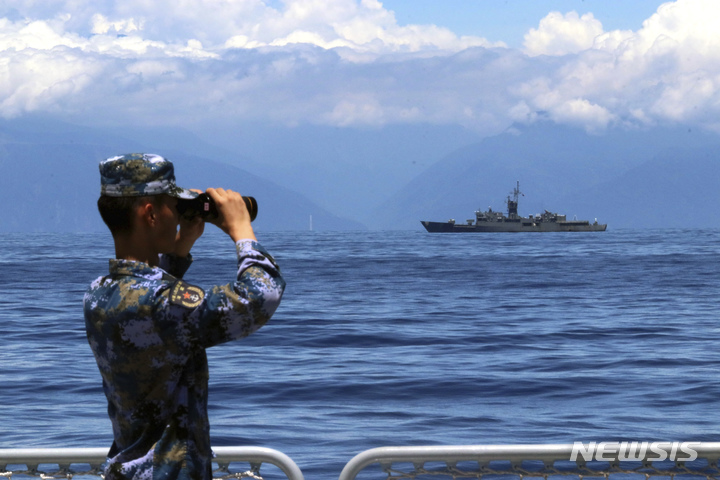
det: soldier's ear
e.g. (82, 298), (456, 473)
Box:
(139, 199), (157, 226)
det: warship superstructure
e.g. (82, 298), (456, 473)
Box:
(421, 182), (607, 233)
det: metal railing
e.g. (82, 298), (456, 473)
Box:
(0, 446), (304, 480)
(5, 443), (720, 480)
(338, 443), (720, 480)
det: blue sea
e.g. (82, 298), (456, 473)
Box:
(1, 229), (719, 479)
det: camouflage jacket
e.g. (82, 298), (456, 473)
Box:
(84, 240), (285, 480)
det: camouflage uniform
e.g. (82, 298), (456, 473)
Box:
(84, 154), (285, 480)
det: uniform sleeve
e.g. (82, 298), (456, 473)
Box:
(190, 240), (285, 348)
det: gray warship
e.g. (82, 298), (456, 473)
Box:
(421, 182), (607, 233)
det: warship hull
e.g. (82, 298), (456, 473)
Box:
(421, 220), (607, 233)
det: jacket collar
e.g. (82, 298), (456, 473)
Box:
(109, 259), (168, 281)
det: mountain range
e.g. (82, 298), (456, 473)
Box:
(1, 117), (718, 232)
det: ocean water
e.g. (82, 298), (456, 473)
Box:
(1, 229), (719, 479)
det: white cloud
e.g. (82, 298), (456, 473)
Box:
(90, 14), (143, 35)
(0, 16), (82, 50)
(650, 72), (718, 122)
(524, 11), (604, 57)
(0, 0), (719, 135)
(552, 98), (615, 132)
(514, 0), (720, 131)
(0, 48), (100, 117)
(622, 0), (720, 60)
(3, 0), (500, 52)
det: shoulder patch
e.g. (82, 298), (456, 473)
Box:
(169, 280), (205, 308)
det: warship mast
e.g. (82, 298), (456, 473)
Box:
(506, 181), (522, 219)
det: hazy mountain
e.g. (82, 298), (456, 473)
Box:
(371, 123), (720, 230)
(557, 145), (720, 228)
(2, 118), (719, 232)
(0, 118), (365, 232)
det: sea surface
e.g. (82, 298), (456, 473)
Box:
(1, 229), (719, 479)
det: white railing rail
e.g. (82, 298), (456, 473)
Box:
(338, 443), (720, 480)
(0, 446), (304, 480)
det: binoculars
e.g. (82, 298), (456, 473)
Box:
(177, 193), (257, 222)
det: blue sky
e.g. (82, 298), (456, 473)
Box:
(383, 0), (669, 47)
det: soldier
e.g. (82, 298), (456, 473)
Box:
(84, 153), (285, 480)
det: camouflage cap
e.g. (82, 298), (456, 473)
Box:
(99, 153), (198, 199)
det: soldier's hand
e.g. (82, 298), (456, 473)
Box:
(206, 187), (256, 242)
